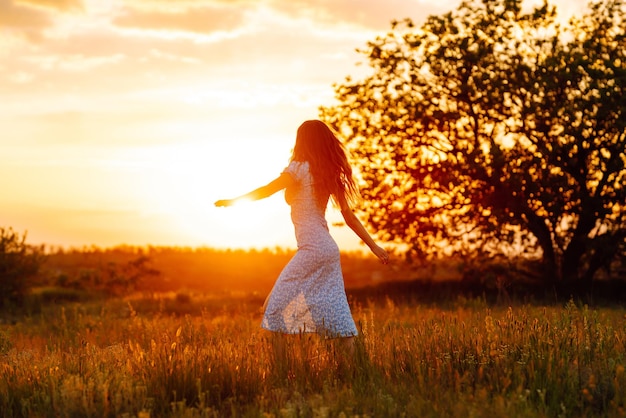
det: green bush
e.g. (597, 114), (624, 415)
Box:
(0, 227), (44, 308)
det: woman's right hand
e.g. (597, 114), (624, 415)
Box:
(214, 199), (234, 207)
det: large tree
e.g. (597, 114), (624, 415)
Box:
(321, 0), (625, 286)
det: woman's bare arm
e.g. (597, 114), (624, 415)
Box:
(335, 193), (389, 264)
(215, 172), (294, 207)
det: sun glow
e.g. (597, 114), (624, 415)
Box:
(111, 137), (295, 249)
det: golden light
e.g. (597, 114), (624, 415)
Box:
(110, 136), (295, 249)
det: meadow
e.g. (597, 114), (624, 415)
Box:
(1, 287), (625, 418)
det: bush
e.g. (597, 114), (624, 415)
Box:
(0, 227), (45, 308)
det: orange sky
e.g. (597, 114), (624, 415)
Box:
(1, 0), (587, 250)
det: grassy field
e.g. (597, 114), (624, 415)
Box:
(1, 290), (625, 417)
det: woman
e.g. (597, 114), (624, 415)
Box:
(215, 120), (388, 341)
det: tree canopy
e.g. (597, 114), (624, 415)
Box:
(321, 0), (625, 285)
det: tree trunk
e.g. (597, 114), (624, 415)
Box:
(561, 209), (597, 291)
(524, 209), (559, 283)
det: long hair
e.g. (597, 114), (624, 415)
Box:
(291, 120), (359, 209)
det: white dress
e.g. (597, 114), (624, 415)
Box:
(261, 161), (358, 337)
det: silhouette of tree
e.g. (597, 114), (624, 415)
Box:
(321, 0), (625, 287)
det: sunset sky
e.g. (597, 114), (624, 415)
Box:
(1, 0), (588, 251)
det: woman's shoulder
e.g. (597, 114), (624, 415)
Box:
(283, 160), (310, 179)
(288, 160), (309, 169)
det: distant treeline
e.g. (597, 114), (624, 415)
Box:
(33, 245), (626, 304)
(37, 245), (433, 295)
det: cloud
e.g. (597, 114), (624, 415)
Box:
(148, 48), (201, 64)
(0, 0), (85, 44)
(120, 0), (256, 12)
(266, 0), (456, 31)
(17, 0), (83, 12)
(110, 0), (447, 39)
(0, 0), (52, 41)
(7, 71), (34, 83)
(23, 52), (125, 71)
(113, 1), (247, 35)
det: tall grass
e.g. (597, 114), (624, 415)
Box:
(0, 293), (624, 417)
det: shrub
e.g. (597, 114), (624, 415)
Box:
(0, 227), (45, 308)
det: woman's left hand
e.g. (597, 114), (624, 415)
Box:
(371, 245), (389, 264)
